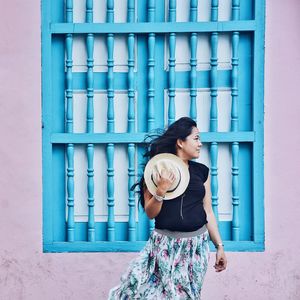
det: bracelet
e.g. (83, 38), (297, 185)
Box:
(153, 193), (165, 202)
(215, 243), (224, 249)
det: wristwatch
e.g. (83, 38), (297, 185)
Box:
(154, 193), (165, 202)
(215, 242), (224, 249)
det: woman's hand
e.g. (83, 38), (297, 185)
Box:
(154, 168), (176, 195)
(214, 247), (227, 272)
(143, 169), (175, 219)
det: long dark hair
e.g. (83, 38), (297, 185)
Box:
(132, 117), (197, 208)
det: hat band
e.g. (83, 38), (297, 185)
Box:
(151, 172), (182, 193)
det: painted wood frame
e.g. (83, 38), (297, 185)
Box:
(42, 0), (265, 252)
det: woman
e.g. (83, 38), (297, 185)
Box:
(108, 117), (227, 299)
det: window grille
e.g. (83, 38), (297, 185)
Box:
(42, 0), (265, 252)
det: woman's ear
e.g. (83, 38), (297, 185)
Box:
(176, 139), (183, 149)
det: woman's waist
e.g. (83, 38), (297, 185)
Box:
(154, 224), (208, 238)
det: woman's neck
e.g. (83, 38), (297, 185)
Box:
(176, 152), (190, 166)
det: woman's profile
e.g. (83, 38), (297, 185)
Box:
(108, 117), (227, 299)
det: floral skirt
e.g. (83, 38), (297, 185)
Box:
(108, 229), (210, 300)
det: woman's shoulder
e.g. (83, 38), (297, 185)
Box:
(189, 160), (209, 170)
(189, 160), (210, 182)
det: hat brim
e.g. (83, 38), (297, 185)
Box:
(144, 153), (190, 200)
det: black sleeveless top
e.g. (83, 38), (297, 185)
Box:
(154, 160), (209, 232)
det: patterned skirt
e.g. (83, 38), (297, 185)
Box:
(108, 228), (210, 300)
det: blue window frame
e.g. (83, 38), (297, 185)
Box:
(42, 0), (265, 252)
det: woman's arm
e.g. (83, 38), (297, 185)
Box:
(144, 186), (164, 219)
(203, 173), (227, 272)
(203, 174), (223, 246)
(144, 168), (175, 219)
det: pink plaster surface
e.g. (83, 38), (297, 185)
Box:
(0, 1), (300, 299)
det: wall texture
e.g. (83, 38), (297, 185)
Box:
(0, 1), (299, 299)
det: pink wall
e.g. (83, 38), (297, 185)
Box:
(0, 1), (299, 299)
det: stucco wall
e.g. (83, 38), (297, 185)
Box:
(0, 1), (299, 299)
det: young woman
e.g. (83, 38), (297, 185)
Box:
(108, 117), (227, 299)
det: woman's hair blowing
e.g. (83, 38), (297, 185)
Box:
(133, 117), (197, 208)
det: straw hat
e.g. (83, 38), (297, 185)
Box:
(144, 153), (190, 200)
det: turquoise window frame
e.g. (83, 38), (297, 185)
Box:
(42, 0), (265, 252)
